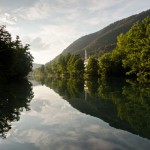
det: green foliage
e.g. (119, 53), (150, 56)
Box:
(122, 17), (150, 81)
(97, 77), (150, 139)
(36, 76), (150, 139)
(86, 56), (99, 76)
(40, 77), (84, 99)
(86, 77), (99, 96)
(98, 17), (150, 82)
(74, 58), (84, 75)
(35, 16), (150, 83)
(67, 54), (80, 76)
(67, 78), (84, 98)
(0, 26), (33, 80)
(35, 53), (84, 78)
(98, 53), (112, 77)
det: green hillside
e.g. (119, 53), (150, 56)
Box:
(61, 9), (150, 57)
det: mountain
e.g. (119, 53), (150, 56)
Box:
(61, 9), (150, 57)
(33, 63), (42, 69)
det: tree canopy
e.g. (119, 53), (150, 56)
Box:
(34, 53), (84, 78)
(122, 17), (150, 82)
(98, 17), (150, 82)
(0, 26), (33, 81)
(86, 56), (99, 76)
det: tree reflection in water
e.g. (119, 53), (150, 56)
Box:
(0, 79), (34, 139)
(40, 77), (150, 139)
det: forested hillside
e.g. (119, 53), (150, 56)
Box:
(62, 9), (150, 57)
(35, 16), (150, 82)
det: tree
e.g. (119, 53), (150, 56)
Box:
(98, 17), (150, 81)
(0, 26), (33, 80)
(122, 17), (150, 82)
(86, 56), (99, 76)
(74, 58), (84, 76)
(110, 33), (127, 76)
(57, 54), (66, 74)
(67, 54), (80, 76)
(98, 53), (112, 77)
(0, 26), (14, 79)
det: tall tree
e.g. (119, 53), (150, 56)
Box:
(122, 17), (150, 82)
(86, 56), (99, 76)
(74, 58), (84, 76)
(0, 26), (33, 80)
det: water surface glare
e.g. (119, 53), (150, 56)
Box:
(0, 81), (150, 150)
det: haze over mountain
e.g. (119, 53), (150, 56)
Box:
(60, 9), (150, 58)
(33, 63), (42, 70)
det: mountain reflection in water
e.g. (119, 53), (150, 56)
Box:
(39, 77), (150, 140)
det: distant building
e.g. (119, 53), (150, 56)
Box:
(84, 49), (88, 69)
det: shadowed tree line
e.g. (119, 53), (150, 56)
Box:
(0, 26), (33, 82)
(34, 53), (84, 78)
(0, 26), (34, 138)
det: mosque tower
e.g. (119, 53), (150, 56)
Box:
(84, 49), (88, 68)
(85, 49), (87, 60)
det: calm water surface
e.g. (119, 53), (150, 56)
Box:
(0, 78), (150, 150)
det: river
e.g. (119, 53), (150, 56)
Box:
(0, 78), (150, 150)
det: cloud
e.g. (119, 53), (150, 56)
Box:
(17, 0), (78, 22)
(22, 23), (85, 55)
(86, 0), (125, 11)
(1, 0), (150, 64)
(19, 1), (50, 20)
(0, 13), (17, 25)
(29, 37), (50, 51)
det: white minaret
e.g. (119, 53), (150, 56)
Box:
(85, 49), (87, 60)
(84, 49), (88, 68)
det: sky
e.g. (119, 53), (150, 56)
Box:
(0, 0), (150, 64)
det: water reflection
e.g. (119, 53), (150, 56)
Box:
(41, 77), (150, 139)
(0, 79), (34, 138)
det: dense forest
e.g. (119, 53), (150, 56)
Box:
(34, 53), (84, 78)
(0, 26), (33, 82)
(98, 17), (150, 82)
(35, 17), (150, 82)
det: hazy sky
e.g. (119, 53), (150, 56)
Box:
(0, 0), (150, 64)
